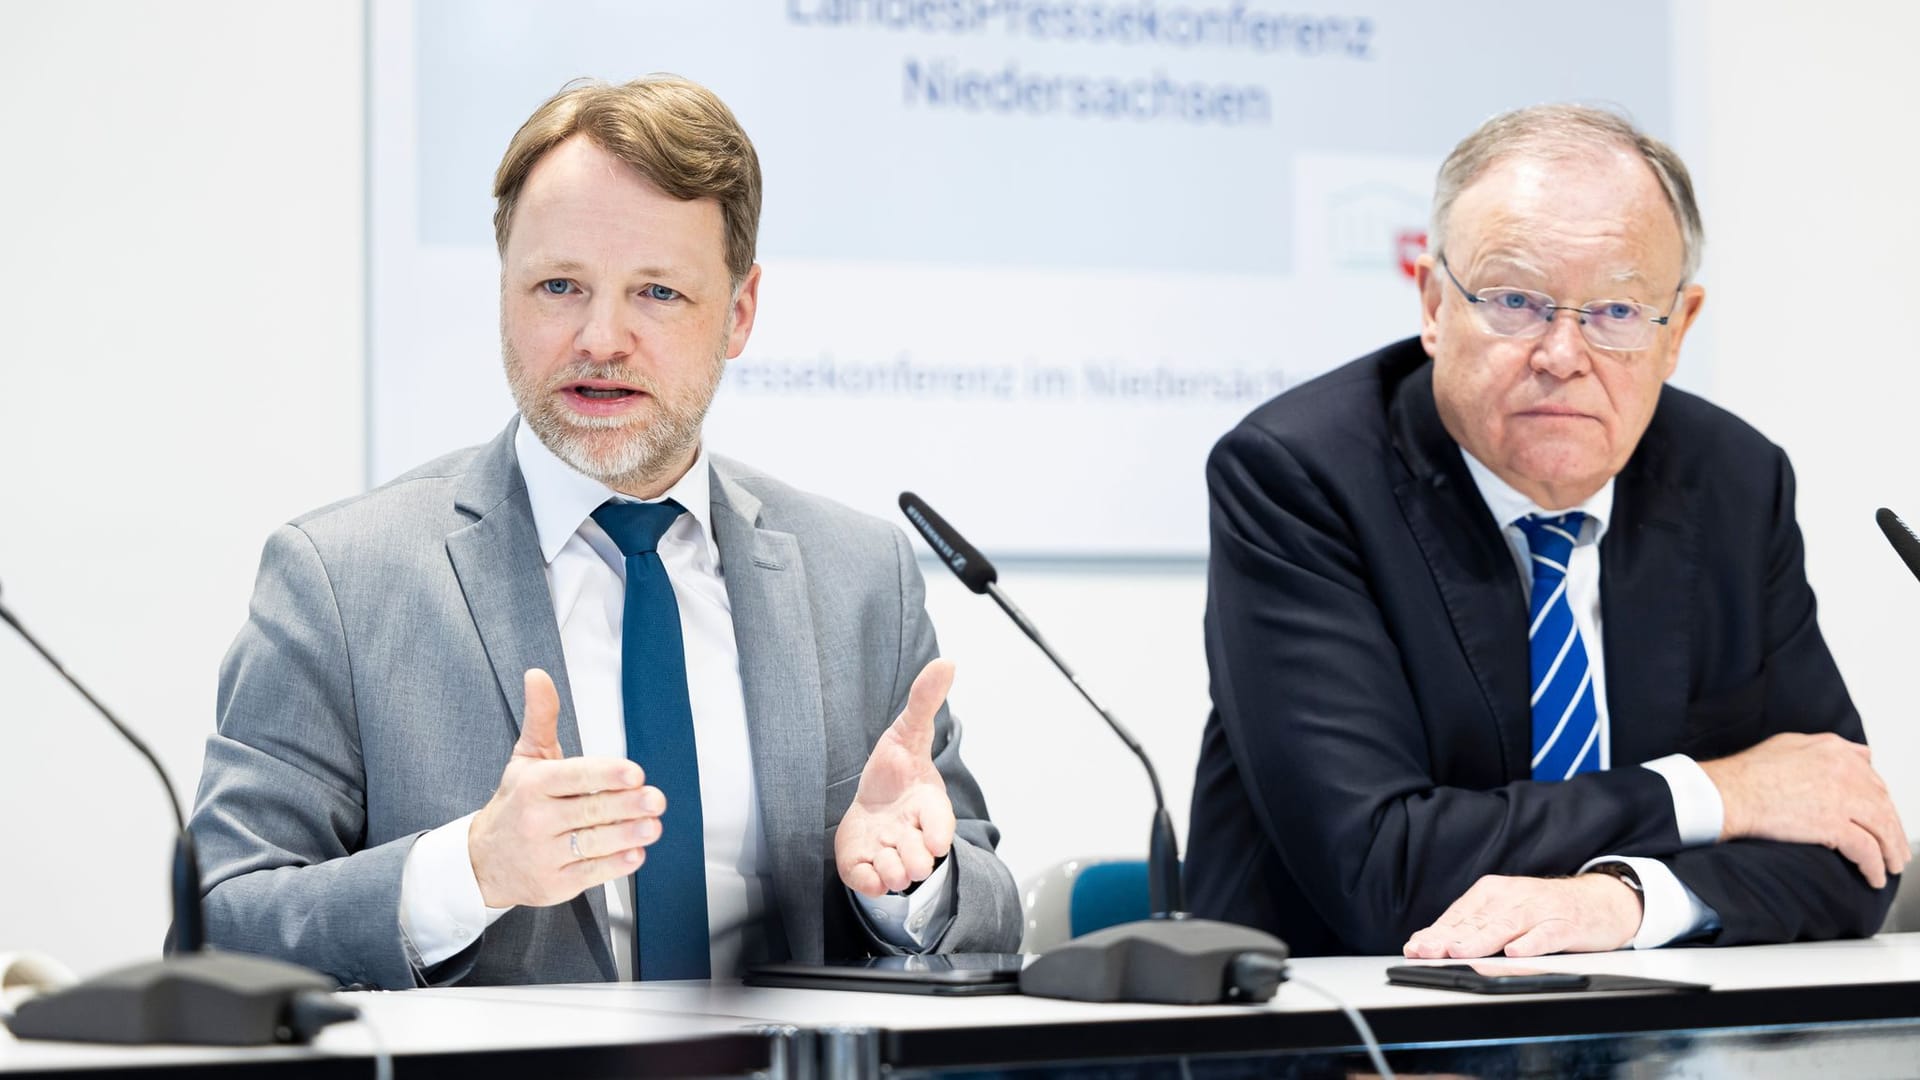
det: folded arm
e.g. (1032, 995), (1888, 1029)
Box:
(1205, 427), (1684, 954)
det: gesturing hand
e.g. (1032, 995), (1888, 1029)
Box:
(1700, 731), (1908, 888)
(468, 668), (667, 909)
(1402, 873), (1643, 959)
(836, 659), (959, 898)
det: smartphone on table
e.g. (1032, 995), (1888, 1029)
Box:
(1386, 962), (1590, 994)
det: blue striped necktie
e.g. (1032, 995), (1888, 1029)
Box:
(1516, 512), (1600, 781)
(590, 499), (710, 980)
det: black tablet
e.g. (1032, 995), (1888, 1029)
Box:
(744, 953), (1029, 996)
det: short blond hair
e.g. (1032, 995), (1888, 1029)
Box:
(1430, 103), (1703, 283)
(493, 75), (762, 285)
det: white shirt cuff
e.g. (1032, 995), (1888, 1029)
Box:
(852, 855), (957, 951)
(1581, 855), (1721, 949)
(398, 812), (514, 970)
(1641, 754), (1724, 847)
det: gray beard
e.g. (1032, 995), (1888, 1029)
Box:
(504, 342), (726, 496)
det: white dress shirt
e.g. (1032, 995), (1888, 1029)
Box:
(396, 423), (952, 977)
(1460, 450), (1722, 948)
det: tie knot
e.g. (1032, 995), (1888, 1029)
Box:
(592, 499), (685, 556)
(1515, 511), (1586, 577)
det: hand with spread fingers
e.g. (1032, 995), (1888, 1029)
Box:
(468, 668), (668, 909)
(1700, 731), (1909, 889)
(836, 659), (960, 899)
(1402, 873), (1643, 959)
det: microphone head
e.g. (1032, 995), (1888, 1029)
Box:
(1878, 508), (1920, 585)
(899, 492), (998, 594)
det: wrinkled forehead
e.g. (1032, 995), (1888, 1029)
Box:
(1448, 150), (1688, 288)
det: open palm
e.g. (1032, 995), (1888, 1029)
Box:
(836, 660), (958, 897)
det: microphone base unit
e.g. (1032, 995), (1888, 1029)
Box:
(5, 950), (337, 1045)
(1018, 916), (1290, 1005)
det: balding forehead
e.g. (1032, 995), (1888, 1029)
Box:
(1430, 104), (1704, 282)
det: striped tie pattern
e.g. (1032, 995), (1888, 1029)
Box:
(1517, 512), (1600, 781)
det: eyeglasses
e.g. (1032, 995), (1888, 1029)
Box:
(1439, 255), (1681, 352)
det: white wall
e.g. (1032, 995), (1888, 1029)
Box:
(1689, 2), (1920, 835)
(0, 1), (365, 977)
(5, 0), (1919, 978)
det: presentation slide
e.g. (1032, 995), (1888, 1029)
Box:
(370, 0), (1676, 556)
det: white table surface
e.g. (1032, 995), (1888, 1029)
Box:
(7, 934), (1920, 1071)
(413, 931), (1920, 1032)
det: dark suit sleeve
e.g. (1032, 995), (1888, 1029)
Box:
(1659, 450), (1893, 942)
(1204, 424), (1683, 954)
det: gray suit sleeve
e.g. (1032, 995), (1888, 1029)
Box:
(884, 526), (1023, 953)
(189, 524), (429, 990)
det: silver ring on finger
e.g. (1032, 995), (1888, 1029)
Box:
(569, 830), (584, 860)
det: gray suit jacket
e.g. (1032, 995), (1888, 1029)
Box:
(189, 421), (1020, 989)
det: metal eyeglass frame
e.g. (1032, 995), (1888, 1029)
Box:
(1437, 254), (1682, 352)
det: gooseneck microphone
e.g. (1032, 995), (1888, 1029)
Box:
(1, 577), (337, 1045)
(0, 580), (203, 953)
(898, 494), (1290, 1007)
(1877, 508), (1920, 583)
(900, 492), (1182, 916)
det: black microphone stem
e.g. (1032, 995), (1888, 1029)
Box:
(984, 581), (1185, 915)
(985, 582), (1168, 812)
(0, 595), (204, 952)
(0, 602), (186, 834)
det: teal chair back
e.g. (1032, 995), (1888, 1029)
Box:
(1068, 860), (1152, 937)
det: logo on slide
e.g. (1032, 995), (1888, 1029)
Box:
(1396, 229), (1428, 280)
(1326, 183), (1428, 276)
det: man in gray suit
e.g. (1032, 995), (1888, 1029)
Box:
(188, 76), (1021, 989)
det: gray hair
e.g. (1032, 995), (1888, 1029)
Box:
(1429, 104), (1704, 283)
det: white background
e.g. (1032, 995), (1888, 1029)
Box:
(369, 0), (1676, 555)
(3, 0), (1919, 979)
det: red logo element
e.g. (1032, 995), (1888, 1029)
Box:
(1396, 230), (1428, 280)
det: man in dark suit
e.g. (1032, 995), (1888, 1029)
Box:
(1186, 104), (1907, 959)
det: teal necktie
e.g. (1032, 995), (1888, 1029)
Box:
(590, 499), (710, 980)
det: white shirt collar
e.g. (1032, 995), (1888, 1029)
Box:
(513, 419), (718, 566)
(1459, 448), (1615, 543)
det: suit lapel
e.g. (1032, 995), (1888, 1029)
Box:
(709, 458), (828, 963)
(444, 420), (616, 981)
(1600, 407), (1696, 766)
(1388, 361), (1535, 779)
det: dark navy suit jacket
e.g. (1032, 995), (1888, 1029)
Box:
(1186, 337), (1893, 956)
